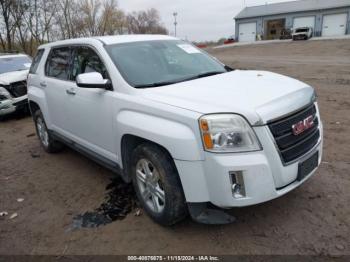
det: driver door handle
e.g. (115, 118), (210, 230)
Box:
(40, 82), (47, 88)
(66, 88), (76, 95)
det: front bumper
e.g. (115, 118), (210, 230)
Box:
(0, 95), (28, 116)
(175, 121), (323, 208)
(293, 34), (308, 40)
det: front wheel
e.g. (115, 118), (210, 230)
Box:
(131, 143), (187, 225)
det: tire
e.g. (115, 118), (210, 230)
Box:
(131, 143), (187, 226)
(33, 109), (64, 153)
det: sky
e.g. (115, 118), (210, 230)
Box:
(119, 0), (294, 41)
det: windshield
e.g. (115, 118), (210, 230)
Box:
(0, 56), (32, 74)
(105, 40), (227, 88)
(295, 28), (309, 33)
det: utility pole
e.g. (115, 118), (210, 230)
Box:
(173, 12), (178, 37)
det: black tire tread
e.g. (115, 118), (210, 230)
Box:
(33, 110), (64, 153)
(131, 143), (187, 226)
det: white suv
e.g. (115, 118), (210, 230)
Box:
(27, 35), (323, 225)
(0, 53), (32, 116)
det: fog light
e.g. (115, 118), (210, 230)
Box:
(230, 172), (246, 199)
(232, 184), (244, 198)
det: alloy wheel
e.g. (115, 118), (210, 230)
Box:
(136, 158), (166, 214)
(36, 117), (49, 147)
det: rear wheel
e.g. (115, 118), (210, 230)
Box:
(131, 143), (187, 225)
(33, 110), (64, 153)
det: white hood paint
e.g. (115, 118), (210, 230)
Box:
(141, 70), (315, 125)
(0, 70), (29, 85)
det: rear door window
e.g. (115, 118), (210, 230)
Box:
(45, 47), (71, 80)
(29, 49), (44, 74)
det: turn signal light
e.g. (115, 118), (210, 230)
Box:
(200, 119), (213, 149)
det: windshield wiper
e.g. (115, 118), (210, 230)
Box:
(134, 81), (179, 88)
(225, 65), (234, 71)
(180, 71), (226, 82)
(134, 71), (226, 88)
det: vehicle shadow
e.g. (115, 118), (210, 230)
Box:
(173, 172), (325, 232)
(62, 141), (319, 232)
(0, 108), (31, 122)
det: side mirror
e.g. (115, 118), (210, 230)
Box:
(76, 72), (112, 90)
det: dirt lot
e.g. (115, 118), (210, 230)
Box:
(1, 39), (349, 256)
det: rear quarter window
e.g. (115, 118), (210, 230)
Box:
(29, 49), (44, 74)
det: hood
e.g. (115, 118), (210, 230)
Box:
(140, 70), (315, 125)
(0, 70), (29, 85)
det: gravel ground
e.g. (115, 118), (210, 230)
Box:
(0, 39), (349, 256)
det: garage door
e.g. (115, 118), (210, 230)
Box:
(238, 22), (256, 42)
(322, 13), (348, 37)
(293, 16), (315, 29)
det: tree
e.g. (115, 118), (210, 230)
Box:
(0, 0), (15, 50)
(126, 8), (168, 35)
(79, 0), (101, 36)
(99, 0), (126, 35)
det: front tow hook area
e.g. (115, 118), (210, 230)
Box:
(187, 203), (235, 224)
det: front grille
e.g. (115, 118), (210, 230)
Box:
(268, 104), (320, 164)
(5, 81), (27, 98)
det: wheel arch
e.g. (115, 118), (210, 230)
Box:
(120, 134), (175, 183)
(119, 133), (210, 204)
(29, 100), (40, 116)
(28, 84), (52, 128)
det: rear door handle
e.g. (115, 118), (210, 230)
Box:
(40, 82), (47, 87)
(66, 88), (76, 95)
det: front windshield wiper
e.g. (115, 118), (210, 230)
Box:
(179, 71), (226, 82)
(225, 65), (234, 71)
(134, 81), (179, 88)
(134, 71), (226, 88)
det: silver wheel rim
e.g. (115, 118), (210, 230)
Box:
(36, 117), (49, 147)
(136, 158), (165, 214)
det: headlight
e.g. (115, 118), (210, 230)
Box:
(199, 114), (262, 153)
(0, 86), (11, 100)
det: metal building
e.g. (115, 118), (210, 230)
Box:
(234, 0), (350, 42)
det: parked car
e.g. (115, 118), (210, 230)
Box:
(292, 27), (313, 40)
(195, 43), (208, 49)
(0, 53), (32, 116)
(27, 35), (323, 225)
(224, 36), (235, 44)
(279, 28), (292, 40)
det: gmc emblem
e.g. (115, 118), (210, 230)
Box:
(292, 115), (314, 136)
